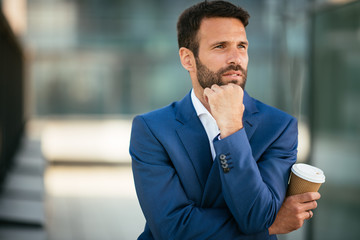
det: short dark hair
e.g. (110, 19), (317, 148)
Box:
(177, 1), (250, 57)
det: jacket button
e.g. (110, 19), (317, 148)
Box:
(219, 154), (226, 160)
(223, 167), (230, 173)
(221, 163), (229, 169)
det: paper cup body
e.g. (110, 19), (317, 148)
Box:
(287, 163), (325, 196)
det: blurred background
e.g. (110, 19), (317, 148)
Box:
(0, 0), (359, 239)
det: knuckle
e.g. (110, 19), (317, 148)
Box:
(305, 192), (313, 199)
(309, 192), (316, 199)
(310, 192), (320, 200)
(294, 206), (302, 214)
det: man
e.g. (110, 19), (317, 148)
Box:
(130, 1), (320, 239)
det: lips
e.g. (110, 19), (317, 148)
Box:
(222, 71), (242, 77)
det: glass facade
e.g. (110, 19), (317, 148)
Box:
(25, 0), (310, 117)
(19, 0), (360, 239)
(310, 2), (360, 239)
(26, 0), (191, 115)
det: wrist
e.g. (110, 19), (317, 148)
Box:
(268, 225), (277, 235)
(219, 124), (243, 139)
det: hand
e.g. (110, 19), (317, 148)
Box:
(268, 192), (321, 235)
(203, 84), (245, 138)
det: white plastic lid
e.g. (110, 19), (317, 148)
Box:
(291, 163), (325, 183)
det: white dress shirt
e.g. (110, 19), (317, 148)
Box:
(191, 89), (220, 160)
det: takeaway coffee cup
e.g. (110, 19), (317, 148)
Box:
(287, 163), (325, 196)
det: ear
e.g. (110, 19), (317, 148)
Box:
(179, 47), (196, 72)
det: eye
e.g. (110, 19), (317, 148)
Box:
(238, 44), (246, 49)
(214, 44), (224, 49)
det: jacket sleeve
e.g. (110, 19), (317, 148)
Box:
(130, 115), (272, 240)
(213, 117), (298, 234)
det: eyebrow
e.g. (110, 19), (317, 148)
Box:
(210, 41), (248, 47)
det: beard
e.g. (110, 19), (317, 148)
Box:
(195, 57), (247, 89)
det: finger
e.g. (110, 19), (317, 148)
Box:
(306, 210), (313, 220)
(203, 88), (214, 102)
(228, 82), (243, 89)
(229, 82), (242, 90)
(301, 200), (318, 212)
(300, 210), (312, 221)
(223, 83), (238, 91)
(203, 87), (214, 97)
(293, 192), (321, 203)
(210, 84), (221, 91)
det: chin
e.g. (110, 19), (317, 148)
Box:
(221, 79), (244, 86)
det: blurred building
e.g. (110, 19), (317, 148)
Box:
(0, 0), (359, 239)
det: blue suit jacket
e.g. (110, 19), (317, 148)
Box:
(130, 91), (298, 240)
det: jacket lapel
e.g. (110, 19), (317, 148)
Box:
(175, 92), (213, 190)
(243, 91), (259, 140)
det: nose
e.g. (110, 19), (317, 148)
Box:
(227, 48), (243, 65)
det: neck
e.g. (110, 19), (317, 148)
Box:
(193, 88), (212, 114)
(190, 73), (212, 113)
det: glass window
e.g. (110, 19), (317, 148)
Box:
(311, 2), (360, 239)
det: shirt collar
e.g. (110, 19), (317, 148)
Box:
(191, 89), (220, 159)
(191, 89), (211, 117)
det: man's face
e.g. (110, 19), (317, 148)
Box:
(195, 17), (249, 89)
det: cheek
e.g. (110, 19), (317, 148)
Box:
(203, 60), (223, 73)
(242, 53), (249, 66)
(208, 55), (228, 69)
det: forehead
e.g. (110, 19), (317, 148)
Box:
(198, 17), (247, 45)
